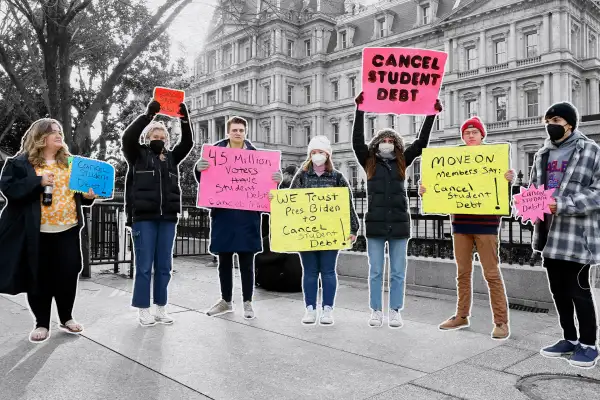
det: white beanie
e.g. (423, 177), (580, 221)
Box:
(307, 135), (332, 156)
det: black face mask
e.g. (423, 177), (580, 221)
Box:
(149, 140), (165, 155)
(546, 124), (567, 142)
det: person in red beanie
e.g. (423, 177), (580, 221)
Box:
(419, 116), (515, 340)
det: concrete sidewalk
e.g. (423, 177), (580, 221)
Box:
(1, 256), (600, 400)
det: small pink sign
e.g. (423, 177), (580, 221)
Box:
(359, 47), (448, 115)
(512, 184), (556, 224)
(197, 145), (281, 212)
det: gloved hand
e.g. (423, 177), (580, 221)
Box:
(434, 99), (443, 112)
(179, 102), (189, 122)
(272, 171), (282, 183)
(146, 100), (161, 118)
(196, 158), (209, 172)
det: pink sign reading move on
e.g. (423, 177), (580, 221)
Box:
(359, 47), (448, 115)
(197, 145), (281, 212)
(512, 184), (556, 224)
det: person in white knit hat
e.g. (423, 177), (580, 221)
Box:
(269, 135), (360, 325)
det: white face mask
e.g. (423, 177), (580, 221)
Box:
(311, 153), (327, 166)
(378, 142), (394, 153)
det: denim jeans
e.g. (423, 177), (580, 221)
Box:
(131, 220), (177, 308)
(367, 238), (408, 311)
(299, 250), (339, 309)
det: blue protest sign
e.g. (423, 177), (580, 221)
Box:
(68, 156), (115, 198)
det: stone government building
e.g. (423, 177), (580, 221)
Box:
(187, 0), (600, 188)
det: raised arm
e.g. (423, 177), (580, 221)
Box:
(122, 100), (160, 164)
(352, 93), (369, 169)
(172, 103), (194, 165)
(0, 158), (44, 202)
(403, 100), (443, 166)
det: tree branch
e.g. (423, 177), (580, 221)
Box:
(0, 42), (40, 119)
(62, 0), (93, 25)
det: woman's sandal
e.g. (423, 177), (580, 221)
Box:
(59, 320), (84, 334)
(29, 327), (50, 343)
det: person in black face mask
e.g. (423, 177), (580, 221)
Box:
(121, 99), (194, 327)
(527, 101), (600, 368)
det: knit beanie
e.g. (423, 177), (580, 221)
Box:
(545, 102), (578, 130)
(307, 135), (332, 156)
(461, 116), (486, 137)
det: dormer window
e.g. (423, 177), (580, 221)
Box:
(416, 0), (438, 26)
(422, 4), (431, 24)
(377, 19), (385, 38)
(372, 12), (395, 40)
(341, 31), (347, 49)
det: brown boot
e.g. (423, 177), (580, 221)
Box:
(438, 316), (469, 330)
(491, 323), (510, 340)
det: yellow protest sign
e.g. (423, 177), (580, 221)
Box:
(421, 143), (510, 215)
(270, 187), (352, 252)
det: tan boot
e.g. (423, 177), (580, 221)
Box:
(438, 316), (469, 330)
(492, 323), (510, 340)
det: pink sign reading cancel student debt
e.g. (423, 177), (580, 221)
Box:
(197, 145), (281, 212)
(512, 184), (556, 224)
(359, 47), (448, 115)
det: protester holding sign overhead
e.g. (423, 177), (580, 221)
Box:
(353, 92), (442, 329)
(525, 102), (600, 368)
(419, 116), (514, 340)
(195, 116), (282, 320)
(269, 135), (359, 325)
(0, 118), (96, 343)
(122, 99), (193, 327)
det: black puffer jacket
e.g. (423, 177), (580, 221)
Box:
(122, 114), (193, 226)
(352, 109), (436, 239)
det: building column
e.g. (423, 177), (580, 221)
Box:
(509, 22), (517, 65)
(275, 115), (282, 143)
(562, 73), (570, 103)
(591, 78), (600, 114)
(316, 115), (323, 138)
(275, 29), (281, 54)
(316, 73), (323, 101)
(542, 13), (550, 54)
(210, 119), (217, 142)
(452, 91), (459, 125)
(251, 35), (257, 58)
(452, 40), (459, 71)
(510, 142), (519, 172)
(232, 41), (238, 64)
(561, 12), (569, 50)
(444, 39), (452, 72)
(479, 31), (486, 72)
(552, 73), (561, 104)
(252, 79), (258, 104)
(251, 118), (257, 141)
(445, 91), (452, 127)
(479, 85), (487, 121)
(510, 80), (518, 121)
(543, 73), (551, 110)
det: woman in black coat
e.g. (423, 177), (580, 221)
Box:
(0, 118), (96, 343)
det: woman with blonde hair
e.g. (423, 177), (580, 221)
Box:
(0, 118), (96, 343)
(122, 99), (193, 326)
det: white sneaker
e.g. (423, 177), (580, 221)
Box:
(206, 299), (233, 316)
(389, 309), (403, 328)
(155, 305), (174, 324)
(369, 310), (384, 327)
(320, 306), (334, 325)
(302, 306), (317, 324)
(243, 301), (255, 319)
(138, 308), (156, 327)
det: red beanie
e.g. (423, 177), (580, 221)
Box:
(461, 116), (486, 137)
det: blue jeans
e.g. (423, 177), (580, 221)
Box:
(367, 238), (408, 311)
(299, 250), (339, 309)
(131, 220), (177, 308)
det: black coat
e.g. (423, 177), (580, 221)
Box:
(352, 109), (436, 239)
(0, 154), (93, 295)
(122, 114), (193, 226)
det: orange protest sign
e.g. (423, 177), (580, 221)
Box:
(153, 87), (185, 117)
(359, 47), (447, 115)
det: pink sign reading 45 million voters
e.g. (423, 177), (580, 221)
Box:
(197, 145), (281, 212)
(360, 47), (448, 115)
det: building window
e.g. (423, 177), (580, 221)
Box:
(304, 126), (311, 144)
(240, 84), (249, 104)
(466, 47), (478, 70)
(526, 152), (536, 182)
(332, 81), (339, 101)
(349, 77), (356, 97)
(287, 126), (294, 145)
(571, 26), (581, 58)
(333, 123), (339, 143)
(413, 160), (421, 185)
(525, 89), (539, 117)
(305, 85), (311, 104)
(495, 95), (507, 121)
(341, 31), (347, 49)
(413, 116), (424, 134)
(287, 39), (294, 57)
(377, 19), (385, 38)
(466, 99), (477, 118)
(590, 34), (598, 58)
(304, 39), (311, 56)
(495, 40), (507, 64)
(208, 52), (217, 73)
(286, 85), (293, 104)
(422, 5), (431, 24)
(388, 115), (395, 130)
(526, 33), (538, 58)
(264, 85), (271, 104)
(208, 92), (216, 106)
(264, 38), (271, 57)
(223, 86), (232, 102)
(368, 117), (376, 139)
(264, 126), (271, 143)
(223, 45), (232, 67)
(435, 114), (443, 131)
(349, 164), (358, 187)
(240, 40), (251, 62)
